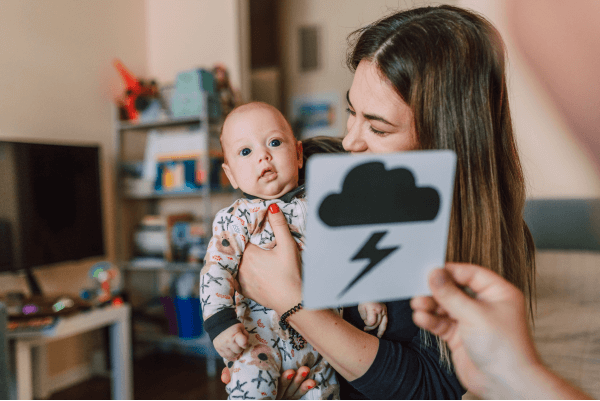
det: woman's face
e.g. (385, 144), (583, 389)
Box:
(344, 60), (418, 153)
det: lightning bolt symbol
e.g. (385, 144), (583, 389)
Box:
(338, 231), (399, 299)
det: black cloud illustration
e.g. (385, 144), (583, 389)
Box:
(318, 162), (440, 227)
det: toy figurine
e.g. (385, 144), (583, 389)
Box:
(80, 262), (120, 304)
(212, 63), (241, 117)
(114, 59), (166, 121)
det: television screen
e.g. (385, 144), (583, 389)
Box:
(0, 141), (105, 272)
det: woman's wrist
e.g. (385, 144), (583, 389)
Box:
(272, 285), (302, 315)
(485, 356), (590, 400)
(513, 361), (591, 400)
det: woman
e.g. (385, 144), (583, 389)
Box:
(226, 5), (536, 399)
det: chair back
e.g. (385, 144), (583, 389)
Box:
(524, 199), (600, 251)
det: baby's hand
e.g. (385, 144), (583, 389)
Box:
(213, 322), (249, 361)
(357, 302), (388, 338)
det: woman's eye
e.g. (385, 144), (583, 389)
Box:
(269, 139), (281, 147)
(369, 126), (386, 135)
(240, 148), (251, 156)
(345, 107), (356, 116)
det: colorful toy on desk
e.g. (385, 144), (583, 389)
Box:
(82, 262), (120, 304)
(22, 304), (39, 315)
(52, 297), (75, 312)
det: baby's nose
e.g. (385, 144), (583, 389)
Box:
(257, 148), (272, 162)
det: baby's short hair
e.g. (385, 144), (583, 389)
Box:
(219, 102), (293, 161)
(298, 136), (347, 185)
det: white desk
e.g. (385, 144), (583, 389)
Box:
(9, 304), (133, 400)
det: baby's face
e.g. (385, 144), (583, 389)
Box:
(221, 106), (303, 199)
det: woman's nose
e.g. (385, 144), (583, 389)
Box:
(342, 125), (368, 153)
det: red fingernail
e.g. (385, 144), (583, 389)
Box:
(268, 203), (279, 214)
(301, 371), (308, 378)
(287, 373), (294, 380)
(307, 386), (314, 390)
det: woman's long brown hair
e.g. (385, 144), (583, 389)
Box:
(347, 5), (536, 367)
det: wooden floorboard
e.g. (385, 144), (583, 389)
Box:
(49, 352), (228, 400)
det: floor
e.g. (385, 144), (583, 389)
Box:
(533, 297), (600, 399)
(49, 352), (228, 400)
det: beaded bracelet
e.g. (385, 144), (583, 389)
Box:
(279, 302), (306, 350)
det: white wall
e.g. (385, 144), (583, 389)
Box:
(145, 0), (248, 98)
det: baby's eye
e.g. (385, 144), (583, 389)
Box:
(269, 139), (281, 147)
(240, 148), (251, 156)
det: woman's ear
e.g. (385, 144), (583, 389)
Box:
(222, 162), (239, 189)
(297, 141), (304, 169)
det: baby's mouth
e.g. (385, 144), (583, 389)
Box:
(260, 168), (277, 180)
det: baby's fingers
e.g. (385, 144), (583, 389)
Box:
(363, 308), (379, 328)
(376, 314), (388, 338)
(233, 330), (249, 350)
(220, 348), (240, 362)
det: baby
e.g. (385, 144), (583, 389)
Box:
(200, 102), (387, 400)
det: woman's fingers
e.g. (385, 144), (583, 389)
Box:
(427, 268), (483, 322)
(221, 367), (231, 384)
(267, 204), (297, 255)
(297, 378), (317, 398)
(444, 263), (522, 302)
(412, 310), (456, 340)
(410, 295), (439, 313)
(278, 367), (315, 400)
(277, 369), (296, 399)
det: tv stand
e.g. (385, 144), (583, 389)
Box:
(24, 269), (42, 297)
(8, 303), (132, 399)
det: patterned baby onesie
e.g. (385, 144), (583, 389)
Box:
(200, 187), (340, 400)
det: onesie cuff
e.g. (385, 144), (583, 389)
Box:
(204, 309), (240, 342)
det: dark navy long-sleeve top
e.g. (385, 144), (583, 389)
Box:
(339, 300), (466, 399)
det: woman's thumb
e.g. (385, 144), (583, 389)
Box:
(267, 203), (296, 250)
(428, 268), (478, 321)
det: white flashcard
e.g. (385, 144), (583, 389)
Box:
(303, 150), (456, 309)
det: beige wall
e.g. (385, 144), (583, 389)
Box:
(0, 0), (148, 382)
(277, 0), (457, 133)
(458, 0), (600, 198)
(145, 0), (249, 98)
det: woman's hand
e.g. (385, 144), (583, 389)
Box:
(237, 204), (303, 314)
(411, 263), (591, 399)
(221, 366), (316, 399)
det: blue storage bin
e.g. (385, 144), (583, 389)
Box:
(174, 297), (203, 338)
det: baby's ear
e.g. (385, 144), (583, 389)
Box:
(296, 141), (304, 169)
(222, 162), (239, 189)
